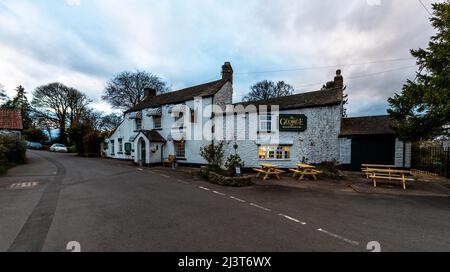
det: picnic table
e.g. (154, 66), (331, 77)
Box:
(289, 164), (322, 181)
(366, 168), (415, 190)
(361, 164), (397, 178)
(253, 164), (285, 181)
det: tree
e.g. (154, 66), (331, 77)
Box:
(388, 2), (450, 141)
(243, 80), (294, 102)
(2, 86), (33, 129)
(0, 83), (7, 104)
(102, 70), (169, 110)
(32, 83), (90, 144)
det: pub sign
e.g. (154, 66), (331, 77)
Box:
(279, 114), (307, 132)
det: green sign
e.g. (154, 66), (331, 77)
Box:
(124, 143), (132, 155)
(279, 114), (307, 132)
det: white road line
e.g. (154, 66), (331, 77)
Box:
(199, 186), (211, 191)
(250, 203), (272, 212)
(160, 174), (171, 179)
(9, 184), (17, 189)
(137, 168), (143, 171)
(177, 179), (188, 184)
(317, 228), (360, 246)
(147, 171), (155, 174)
(213, 191), (226, 196)
(279, 214), (307, 225)
(230, 196), (246, 203)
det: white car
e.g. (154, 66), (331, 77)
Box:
(50, 144), (68, 153)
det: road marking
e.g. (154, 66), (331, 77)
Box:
(279, 214), (307, 225)
(250, 203), (272, 212)
(177, 179), (189, 184)
(147, 171), (155, 174)
(9, 182), (38, 190)
(317, 228), (360, 246)
(213, 191), (226, 196)
(160, 174), (171, 179)
(199, 186), (211, 191)
(230, 196), (246, 203)
(137, 168), (143, 171)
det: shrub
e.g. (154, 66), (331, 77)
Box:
(82, 131), (104, 157)
(225, 154), (245, 175)
(0, 134), (26, 174)
(200, 142), (224, 171)
(315, 160), (344, 179)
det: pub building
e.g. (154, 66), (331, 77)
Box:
(103, 62), (411, 170)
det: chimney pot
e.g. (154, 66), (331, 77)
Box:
(334, 69), (344, 89)
(144, 87), (157, 99)
(221, 62), (233, 84)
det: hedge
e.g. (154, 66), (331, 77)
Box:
(0, 134), (26, 174)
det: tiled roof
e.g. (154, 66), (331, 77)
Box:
(126, 79), (228, 113)
(0, 108), (23, 130)
(233, 88), (343, 110)
(340, 115), (396, 136)
(139, 130), (166, 143)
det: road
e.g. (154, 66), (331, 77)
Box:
(0, 150), (449, 252)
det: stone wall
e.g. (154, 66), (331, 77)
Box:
(223, 105), (343, 168)
(200, 166), (253, 187)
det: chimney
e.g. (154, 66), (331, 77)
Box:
(334, 69), (344, 89)
(144, 87), (157, 99)
(221, 62), (233, 84)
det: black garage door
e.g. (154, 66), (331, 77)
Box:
(350, 136), (396, 170)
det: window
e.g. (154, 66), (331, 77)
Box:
(174, 141), (186, 158)
(259, 115), (272, 132)
(110, 140), (115, 155)
(258, 145), (291, 160)
(118, 138), (123, 153)
(154, 116), (162, 129)
(135, 118), (142, 130)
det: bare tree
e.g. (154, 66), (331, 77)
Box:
(243, 80), (294, 102)
(102, 70), (170, 110)
(32, 82), (90, 144)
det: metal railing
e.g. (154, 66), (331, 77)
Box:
(411, 145), (450, 178)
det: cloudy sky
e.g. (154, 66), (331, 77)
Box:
(0, 0), (442, 116)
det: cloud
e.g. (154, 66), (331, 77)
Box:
(66, 0), (81, 6)
(0, 0), (444, 116)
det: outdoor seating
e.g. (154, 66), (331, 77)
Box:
(365, 168), (415, 190)
(253, 164), (285, 180)
(163, 155), (176, 167)
(361, 164), (397, 178)
(289, 164), (322, 181)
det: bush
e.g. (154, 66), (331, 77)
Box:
(315, 160), (344, 179)
(82, 131), (104, 157)
(225, 154), (245, 175)
(200, 142), (224, 171)
(0, 134), (26, 174)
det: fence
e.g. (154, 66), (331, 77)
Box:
(411, 146), (450, 178)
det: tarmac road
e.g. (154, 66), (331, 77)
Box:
(1, 150), (449, 252)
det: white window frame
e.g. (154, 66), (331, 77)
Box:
(154, 116), (162, 129)
(174, 141), (186, 158)
(259, 114), (272, 132)
(258, 145), (291, 161)
(118, 138), (123, 153)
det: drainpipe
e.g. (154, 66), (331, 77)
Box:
(403, 141), (406, 169)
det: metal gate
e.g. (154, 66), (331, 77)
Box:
(411, 146), (450, 178)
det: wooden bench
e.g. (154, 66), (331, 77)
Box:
(289, 168), (323, 181)
(362, 164), (397, 178)
(367, 169), (415, 190)
(163, 155), (176, 167)
(253, 168), (285, 181)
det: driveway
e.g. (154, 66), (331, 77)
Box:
(1, 150), (450, 252)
